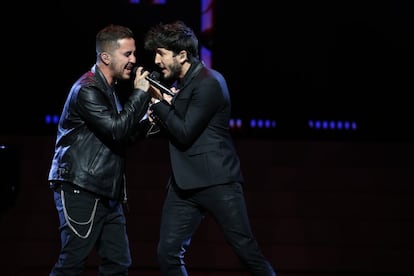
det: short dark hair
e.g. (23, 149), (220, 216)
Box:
(144, 20), (199, 62)
(96, 24), (134, 55)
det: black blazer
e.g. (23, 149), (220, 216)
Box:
(150, 62), (244, 190)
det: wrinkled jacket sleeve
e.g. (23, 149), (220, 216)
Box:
(77, 86), (151, 143)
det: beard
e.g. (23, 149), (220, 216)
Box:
(165, 60), (182, 83)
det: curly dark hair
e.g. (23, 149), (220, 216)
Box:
(144, 20), (199, 62)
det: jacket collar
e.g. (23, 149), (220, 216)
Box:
(91, 64), (113, 94)
(177, 61), (204, 90)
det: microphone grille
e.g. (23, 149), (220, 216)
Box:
(149, 71), (161, 81)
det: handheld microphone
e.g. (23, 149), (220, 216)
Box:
(146, 71), (175, 97)
(132, 67), (175, 97)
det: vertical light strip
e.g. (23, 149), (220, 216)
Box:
(201, 0), (213, 68)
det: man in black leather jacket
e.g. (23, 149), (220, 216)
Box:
(48, 24), (160, 275)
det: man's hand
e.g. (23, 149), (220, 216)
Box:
(149, 86), (163, 101)
(133, 67), (151, 91)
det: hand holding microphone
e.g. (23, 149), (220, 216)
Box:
(131, 66), (151, 92)
(145, 71), (175, 97)
(132, 66), (175, 97)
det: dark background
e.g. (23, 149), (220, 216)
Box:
(3, 0), (414, 141)
(2, 2), (414, 275)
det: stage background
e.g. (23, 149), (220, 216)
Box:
(1, 1), (414, 275)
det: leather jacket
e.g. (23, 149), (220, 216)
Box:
(48, 64), (151, 201)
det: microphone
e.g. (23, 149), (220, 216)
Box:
(132, 67), (175, 97)
(146, 71), (175, 97)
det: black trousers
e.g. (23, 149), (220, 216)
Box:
(157, 182), (276, 276)
(50, 183), (131, 276)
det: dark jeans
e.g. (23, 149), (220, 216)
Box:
(50, 183), (131, 276)
(157, 182), (276, 276)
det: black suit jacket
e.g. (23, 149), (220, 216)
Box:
(150, 62), (244, 190)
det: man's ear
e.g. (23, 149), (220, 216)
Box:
(178, 51), (187, 63)
(101, 52), (111, 64)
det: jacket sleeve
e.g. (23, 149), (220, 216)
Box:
(76, 86), (151, 143)
(150, 77), (224, 149)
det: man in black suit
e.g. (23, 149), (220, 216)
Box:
(144, 20), (276, 276)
